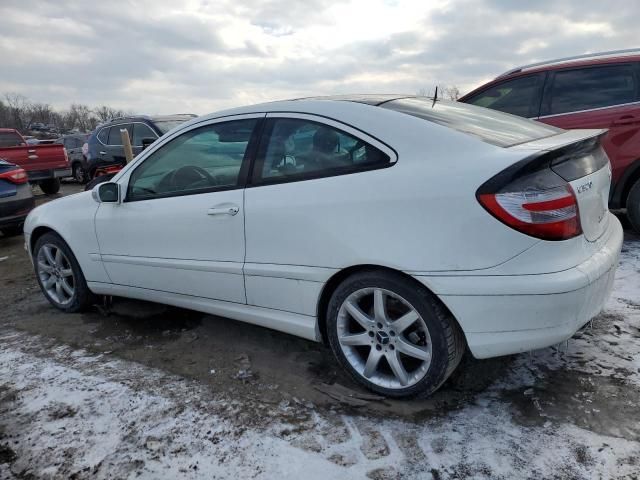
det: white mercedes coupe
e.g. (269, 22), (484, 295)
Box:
(24, 95), (622, 397)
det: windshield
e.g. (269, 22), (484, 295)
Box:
(381, 97), (561, 147)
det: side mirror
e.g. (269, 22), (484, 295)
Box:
(92, 182), (120, 203)
(141, 137), (156, 150)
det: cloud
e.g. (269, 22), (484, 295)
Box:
(0, 0), (638, 115)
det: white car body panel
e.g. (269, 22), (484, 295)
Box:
(23, 98), (623, 359)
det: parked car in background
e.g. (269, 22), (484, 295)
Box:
(0, 128), (70, 194)
(55, 134), (88, 183)
(85, 114), (196, 181)
(0, 159), (34, 237)
(459, 48), (640, 232)
(25, 95), (622, 398)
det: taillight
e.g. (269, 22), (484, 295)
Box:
(63, 147), (70, 165)
(477, 159), (582, 241)
(0, 168), (29, 185)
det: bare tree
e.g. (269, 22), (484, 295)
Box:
(94, 105), (125, 123)
(442, 85), (461, 101)
(3, 93), (30, 130)
(416, 85), (461, 101)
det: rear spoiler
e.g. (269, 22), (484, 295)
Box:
(479, 130), (608, 194)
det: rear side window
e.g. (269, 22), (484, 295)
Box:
(0, 132), (24, 147)
(546, 65), (637, 115)
(465, 74), (543, 117)
(382, 98), (561, 147)
(132, 123), (157, 146)
(252, 118), (390, 184)
(107, 125), (130, 146)
(97, 128), (109, 144)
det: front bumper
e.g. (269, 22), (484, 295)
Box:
(416, 214), (623, 359)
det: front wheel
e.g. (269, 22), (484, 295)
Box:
(326, 271), (465, 398)
(39, 178), (61, 195)
(627, 179), (640, 234)
(33, 232), (95, 312)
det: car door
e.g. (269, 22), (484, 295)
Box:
(537, 63), (640, 184)
(94, 115), (263, 303)
(243, 113), (396, 316)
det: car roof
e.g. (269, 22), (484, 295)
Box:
(490, 48), (640, 82)
(459, 50), (640, 101)
(183, 95), (426, 125)
(102, 114), (196, 126)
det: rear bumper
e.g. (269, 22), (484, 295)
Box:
(416, 214), (623, 359)
(27, 168), (72, 181)
(0, 196), (35, 229)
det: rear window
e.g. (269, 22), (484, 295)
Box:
(0, 132), (24, 148)
(381, 98), (561, 147)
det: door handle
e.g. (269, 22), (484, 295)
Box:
(207, 206), (239, 216)
(611, 115), (639, 126)
(99, 151), (107, 155)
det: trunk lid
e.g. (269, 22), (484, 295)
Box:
(510, 129), (611, 242)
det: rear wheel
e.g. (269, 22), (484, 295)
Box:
(627, 179), (640, 234)
(72, 163), (87, 184)
(33, 232), (95, 312)
(40, 178), (61, 195)
(326, 270), (464, 398)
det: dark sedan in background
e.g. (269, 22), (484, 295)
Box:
(0, 159), (35, 237)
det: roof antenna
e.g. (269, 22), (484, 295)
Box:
(432, 86), (438, 108)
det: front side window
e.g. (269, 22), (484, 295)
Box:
(127, 118), (257, 201)
(546, 65), (637, 115)
(254, 118), (390, 183)
(132, 123), (157, 146)
(465, 74), (543, 118)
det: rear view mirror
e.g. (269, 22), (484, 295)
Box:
(92, 182), (120, 203)
(141, 138), (156, 150)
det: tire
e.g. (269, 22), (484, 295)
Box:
(326, 270), (465, 398)
(72, 163), (87, 184)
(627, 179), (640, 234)
(40, 178), (61, 195)
(1, 225), (23, 237)
(33, 232), (95, 312)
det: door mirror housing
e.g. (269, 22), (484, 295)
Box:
(92, 182), (120, 203)
(141, 137), (156, 150)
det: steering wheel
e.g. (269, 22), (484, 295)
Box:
(166, 165), (217, 190)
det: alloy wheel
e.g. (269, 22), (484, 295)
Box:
(36, 243), (75, 305)
(336, 287), (432, 390)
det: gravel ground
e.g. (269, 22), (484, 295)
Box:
(0, 183), (639, 479)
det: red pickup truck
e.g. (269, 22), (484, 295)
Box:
(0, 128), (71, 194)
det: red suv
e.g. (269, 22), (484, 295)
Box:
(459, 49), (640, 232)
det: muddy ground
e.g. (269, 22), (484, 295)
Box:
(0, 182), (639, 479)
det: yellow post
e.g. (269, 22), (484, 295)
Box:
(120, 128), (134, 164)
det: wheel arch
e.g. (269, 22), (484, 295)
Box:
(30, 226), (66, 255)
(611, 157), (640, 209)
(315, 264), (468, 347)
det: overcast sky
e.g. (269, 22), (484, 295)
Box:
(0, 0), (638, 115)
